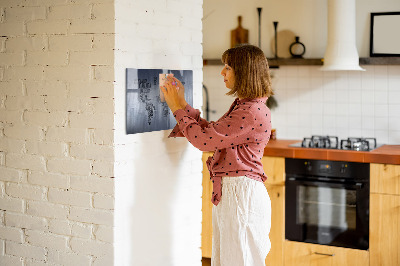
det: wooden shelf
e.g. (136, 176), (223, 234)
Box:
(268, 58), (323, 67)
(359, 57), (400, 65)
(203, 57), (400, 67)
(203, 58), (323, 67)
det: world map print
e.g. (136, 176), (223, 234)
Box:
(126, 68), (193, 134)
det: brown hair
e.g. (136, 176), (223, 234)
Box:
(221, 44), (273, 99)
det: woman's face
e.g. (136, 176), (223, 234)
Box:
(220, 64), (235, 89)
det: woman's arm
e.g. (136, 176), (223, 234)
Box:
(172, 106), (257, 152)
(168, 104), (212, 137)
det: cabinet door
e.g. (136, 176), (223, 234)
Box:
(264, 184), (284, 266)
(370, 193), (400, 266)
(370, 163), (400, 195)
(284, 241), (369, 266)
(201, 152), (213, 258)
(262, 156), (285, 186)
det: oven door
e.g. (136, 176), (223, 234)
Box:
(285, 177), (369, 250)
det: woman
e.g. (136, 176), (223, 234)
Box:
(161, 44), (273, 266)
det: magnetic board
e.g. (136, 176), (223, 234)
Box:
(126, 68), (193, 134)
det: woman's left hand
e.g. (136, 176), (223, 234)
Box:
(160, 77), (184, 113)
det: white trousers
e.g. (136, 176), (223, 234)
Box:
(212, 176), (271, 266)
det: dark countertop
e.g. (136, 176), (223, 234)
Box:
(263, 139), (400, 165)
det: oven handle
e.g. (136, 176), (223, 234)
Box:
(286, 177), (364, 189)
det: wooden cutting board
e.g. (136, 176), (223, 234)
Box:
(231, 16), (249, 48)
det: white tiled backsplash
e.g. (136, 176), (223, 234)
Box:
(203, 65), (400, 144)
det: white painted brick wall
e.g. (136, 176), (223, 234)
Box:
(5, 213), (48, 231)
(26, 200), (69, 220)
(0, 197), (24, 213)
(69, 207), (113, 226)
(25, 229), (69, 251)
(70, 176), (114, 194)
(0, 167), (24, 182)
(0, 255), (24, 266)
(5, 183), (46, 201)
(48, 188), (92, 208)
(5, 241), (47, 261)
(1, 0), (204, 264)
(93, 194), (114, 210)
(27, 171), (69, 189)
(0, 226), (24, 243)
(48, 219), (71, 236)
(47, 158), (92, 176)
(47, 250), (92, 266)
(0, 0), (115, 264)
(94, 225), (113, 242)
(70, 237), (113, 257)
(71, 222), (92, 239)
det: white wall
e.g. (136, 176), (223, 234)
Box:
(113, 0), (203, 265)
(204, 65), (400, 144)
(271, 65), (400, 144)
(203, 0), (400, 58)
(203, 0), (400, 144)
(0, 0), (115, 265)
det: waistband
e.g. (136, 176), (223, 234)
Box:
(222, 176), (256, 184)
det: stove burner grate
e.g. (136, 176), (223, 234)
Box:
(298, 136), (378, 151)
(301, 135), (339, 149)
(340, 137), (377, 151)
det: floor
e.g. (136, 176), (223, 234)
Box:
(202, 257), (211, 266)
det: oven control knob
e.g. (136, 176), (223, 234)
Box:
(340, 164), (347, 174)
(304, 161), (312, 171)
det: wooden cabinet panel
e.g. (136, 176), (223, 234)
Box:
(202, 152), (213, 258)
(370, 163), (400, 195)
(262, 156), (285, 185)
(284, 241), (369, 266)
(264, 184), (284, 266)
(370, 193), (400, 266)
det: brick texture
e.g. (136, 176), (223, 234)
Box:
(5, 212), (48, 231)
(0, 0), (203, 265)
(25, 229), (69, 251)
(6, 241), (47, 261)
(0, 0), (116, 253)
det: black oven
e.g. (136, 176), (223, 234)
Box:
(285, 158), (369, 250)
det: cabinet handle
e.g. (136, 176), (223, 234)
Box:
(314, 252), (335, 257)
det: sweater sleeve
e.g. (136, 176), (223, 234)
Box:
(168, 104), (211, 138)
(172, 106), (257, 152)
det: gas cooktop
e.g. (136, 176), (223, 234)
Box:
(289, 135), (382, 151)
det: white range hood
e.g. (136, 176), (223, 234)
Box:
(320, 0), (365, 71)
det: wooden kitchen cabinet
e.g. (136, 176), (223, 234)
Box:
(370, 163), (400, 266)
(284, 241), (369, 266)
(370, 163), (400, 195)
(202, 152), (213, 258)
(370, 193), (400, 266)
(264, 184), (285, 266)
(261, 156), (285, 186)
(262, 156), (285, 266)
(201, 154), (286, 266)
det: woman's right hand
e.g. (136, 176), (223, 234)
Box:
(168, 76), (187, 108)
